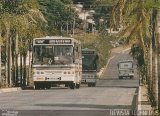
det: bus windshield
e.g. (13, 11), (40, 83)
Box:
(33, 45), (73, 65)
(82, 54), (97, 70)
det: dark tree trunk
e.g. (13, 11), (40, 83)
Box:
(23, 54), (27, 87)
(15, 54), (18, 86)
(5, 28), (11, 87)
(11, 36), (15, 86)
(156, 10), (160, 112)
(15, 32), (19, 87)
(20, 53), (23, 86)
(27, 51), (32, 86)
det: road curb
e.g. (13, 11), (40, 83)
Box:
(137, 85), (153, 116)
(0, 87), (22, 93)
(137, 86), (141, 112)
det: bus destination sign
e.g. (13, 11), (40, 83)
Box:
(35, 39), (72, 44)
(82, 51), (95, 54)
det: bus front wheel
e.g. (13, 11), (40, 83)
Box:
(88, 83), (96, 87)
(88, 83), (91, 87)
(92, 83), (96, 87)
(69, 83), (75, 89)
(46, 83), (51, 89)
(34, 82), (40, 90)
(76, 83), (80, 89)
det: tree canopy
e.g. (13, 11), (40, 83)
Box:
(38, 0), (76, 35)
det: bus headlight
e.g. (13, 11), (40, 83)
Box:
(37, 71), (44, 74)
(63, 71), (74, 75)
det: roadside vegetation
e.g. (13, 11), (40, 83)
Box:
(0, 0), (115, 88)
(74, 33), (113, 70)
(111, 0), (160, 112)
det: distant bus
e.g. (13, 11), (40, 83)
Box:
(117, 60), (134, 79)
(81, 48), (98, 87)
(32, 36), (82, 89)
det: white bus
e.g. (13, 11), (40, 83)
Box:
(32, 36), (82, 89)
(81, 48), (98, 87)
(117, 60), (134, 79)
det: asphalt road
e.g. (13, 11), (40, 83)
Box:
(0, 48), (139, 116)
(97, 49), (139, 88)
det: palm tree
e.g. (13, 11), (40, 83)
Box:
(0, 27), (3, 87)
(111, 0), (151, 84)
(0, 0), (46, 87)
(0, 13), (13, 87)
(12, 1), (47, 87)
(0, 13), (14, 88)
(150, 9), (159, 109)
(111, 0), (160, 110)
(152, 8), (160, 111)
(0, 20), (5, 87)
(4, 17), (12, 87)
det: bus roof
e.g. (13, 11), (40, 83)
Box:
(82, 48), (96, 52)
(82, 48), (97, 55)
(118, 60), (133, 63)
(33, 36), (81, 44)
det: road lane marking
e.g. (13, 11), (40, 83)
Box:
(106, 56), (115, 68)
(122, 48), (131, 53)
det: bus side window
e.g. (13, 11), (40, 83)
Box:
(76, 46), (78, 52)
(73, 48), (75, 63)
(75, 46), (78, 56)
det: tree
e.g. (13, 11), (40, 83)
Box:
(0, 0), (46, 87)
(93, 4), (112, 32)
(111, 0), (160, 110)
(38, 0), (76, 35)
(61, 0), (73, 4)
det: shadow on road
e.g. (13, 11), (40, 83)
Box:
(35, 103), (132, 109)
